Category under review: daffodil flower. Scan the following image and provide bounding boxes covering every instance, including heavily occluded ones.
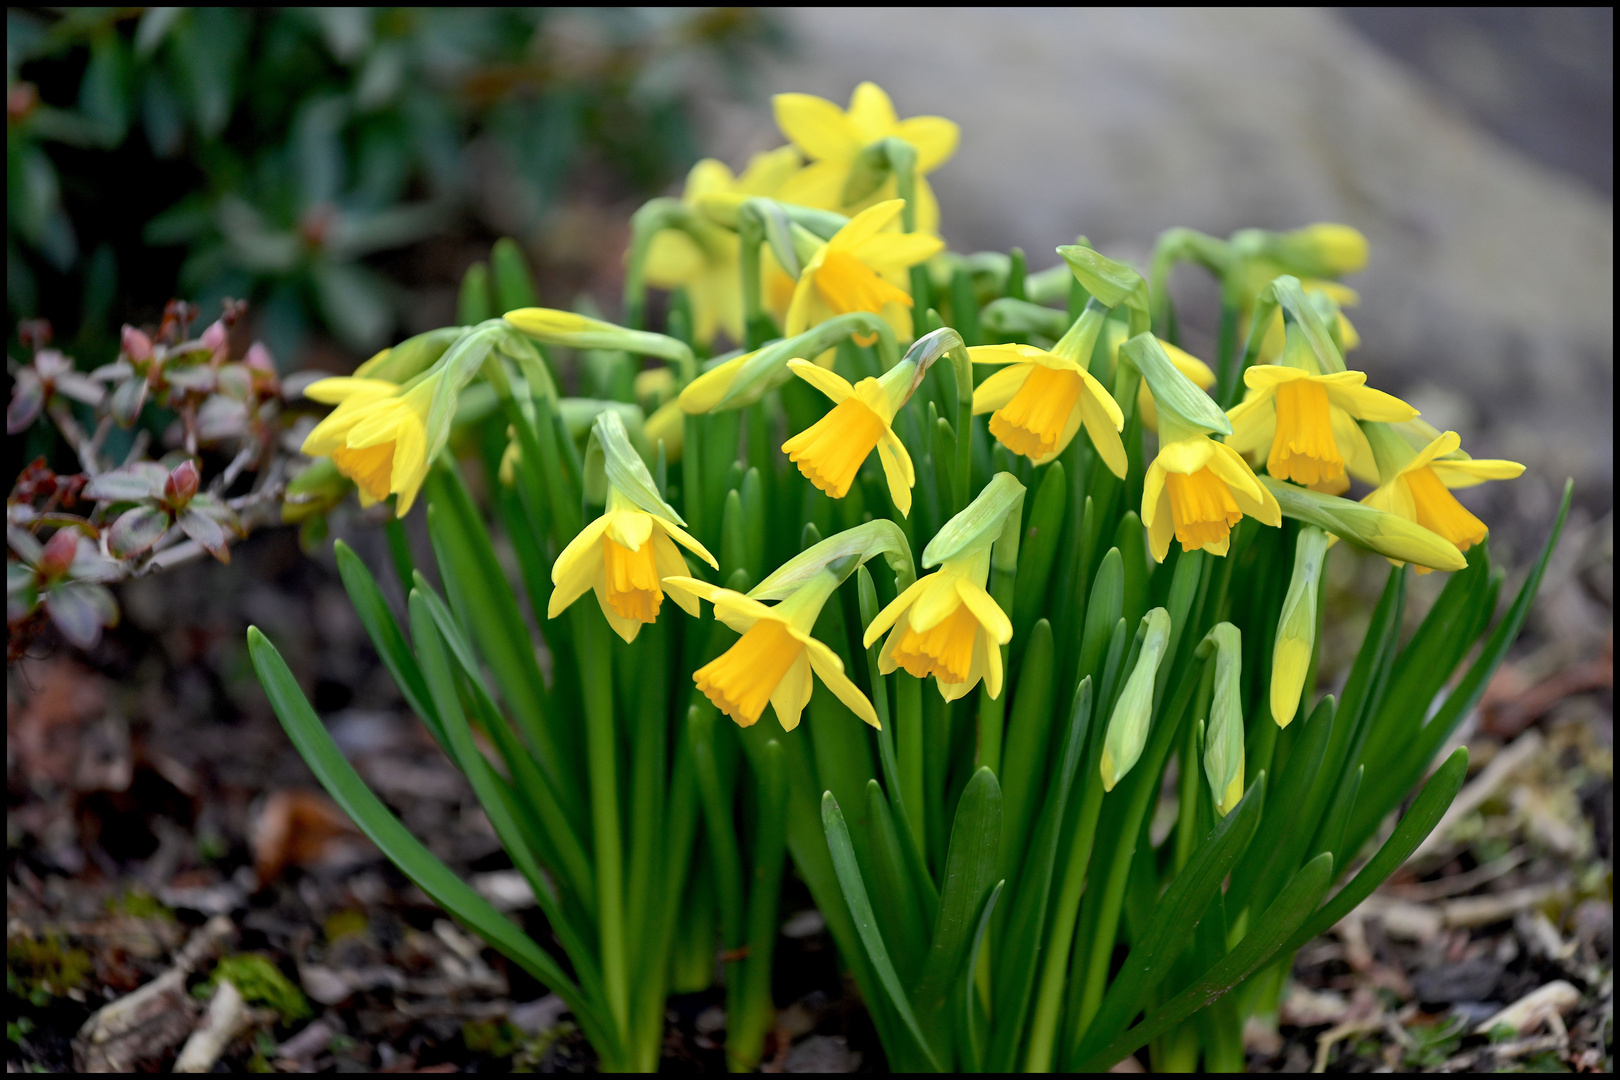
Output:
[666,572,879,731]
[862,544,1011,702]
[969,342,1126,474]
[773,82,958,234]
[1227,366,1416,492]
[549,490,717,643]
[785,200,942,347]
[642,149,803,346]
[302,376,435,514]
[1145,418,1282,561]
[781,357,916,515]
[1361,428,1523,572]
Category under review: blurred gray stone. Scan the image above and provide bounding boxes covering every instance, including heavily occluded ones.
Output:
[704,9,1612,502]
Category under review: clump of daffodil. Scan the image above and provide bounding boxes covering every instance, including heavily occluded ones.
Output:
[1201,622,1246,816]
[773,82,958,234]
[1124,334,1282,560]
[1270,526,1329,728]
[781,355,920,515]
[969,300,1127,475]
[862,473,1025,701]
[1227,314,1417,493]
[1360,423,1524,573]
[641,149,802,347]
[1101,608,1172,790]
[785,199,942,347]
[548,412,716,642]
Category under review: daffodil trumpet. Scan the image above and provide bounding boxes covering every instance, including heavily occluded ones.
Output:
[782,356,918,515]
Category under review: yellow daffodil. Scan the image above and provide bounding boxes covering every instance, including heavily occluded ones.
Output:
[642,149,802,347]
[1144,419,1282,561]
[862,545,1011,702]
[549,487,717,643]
[1226,365,1417,493]
[302,376,434,514]
[1137,339,1215,432]
[1362,429,1523,573]
[773,82,958,234]
[969,343,1126,474]
[666,574,879,731]
[785,200,942,346]
[781,357,916,515]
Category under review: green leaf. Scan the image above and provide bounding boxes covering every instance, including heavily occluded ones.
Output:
[958,879,1003,1072]
[458,262,494,325]
[332,541,441,749]
[863,780,928,981]
[1079,548,1124,687]
[244,627,615,1056]
[1074,852,1335,1072]
[821,791,942,1070]
[107,505,170,558]
[1073,774,1267,1064]
[915,766,1002,1045]
[1282,747,1468,954]
[1011,463,1068,637]
[1227,695,1333,918]
[998,619,1056,885]
[491,237,540,313]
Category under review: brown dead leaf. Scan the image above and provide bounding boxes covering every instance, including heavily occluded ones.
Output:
[252,789,369,885]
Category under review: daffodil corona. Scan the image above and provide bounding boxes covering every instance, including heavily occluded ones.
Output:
[970,337,1127,474]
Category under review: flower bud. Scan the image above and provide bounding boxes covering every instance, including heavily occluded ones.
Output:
[163,460,200,508]
[1201,622,1245,815]
[121,325,154,363]
[1100,607,1172,791]
[38,529,80,579]
[1271,526,1329,728]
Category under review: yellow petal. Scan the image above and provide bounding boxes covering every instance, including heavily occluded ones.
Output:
[972,364,1035,415]
[773,93,860,161]
[776,158,850,213]
[304,377,398,405]
[550,516,613,617]
[652,532,700,616]
[805,640,881,728]
[829,200,907,252]
[652,514,717,569]
[770,653,814,732]
[1316,372,1418,422]
[863,576,930,648]
[642,230,708,288]
[875,434,914,518]
[849,231,945,271]
[1156,435,1217,475]
[847,81,898,140]
[1428,457,1525,489]
[892,116,960,173]
[787,357,856,404]
[956,578,1012,645]
[605,508,654,552]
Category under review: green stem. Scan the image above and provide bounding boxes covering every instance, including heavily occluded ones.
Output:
[1023,776,1105,1071]
[577,607,628,1040]
[897,673,925,856]
[730,740,788,1071]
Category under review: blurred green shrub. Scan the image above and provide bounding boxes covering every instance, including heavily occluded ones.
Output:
[7,7,781,359]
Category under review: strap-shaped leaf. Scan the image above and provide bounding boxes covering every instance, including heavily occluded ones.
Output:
[1074,773,1267,1064]
[821,791,942,1070]
[1228,696,1333,917]
[333,541,443,751]
[245,627,613,1054]
[958,879,1004,1072]
[1283,747,1468,953]
[914,766,1002,1044]
[1074,851,1335,1072]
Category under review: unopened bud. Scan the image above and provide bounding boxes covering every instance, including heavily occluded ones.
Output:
[121,325,153,363]
[1100,608,1172,791]
[39,529,79,579]
[163,460,200,507]
[1271,526,1329,727]
[1201,622,1245,815]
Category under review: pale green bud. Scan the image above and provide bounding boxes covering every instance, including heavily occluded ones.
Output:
[1260,476,1465,572]
[1119,332,1231,435]
[921,472,1026,569]
[583,410,680,522]
[1271,527,1329,728]
[1201,622,1245,816]
[1100,607,1172,791]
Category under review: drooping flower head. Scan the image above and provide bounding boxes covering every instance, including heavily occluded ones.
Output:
[1360,424,1524,573]
[641,148,803,347]
[301,377,433,512]
[549,412,717,642]
[970,300,1126,475]
[782,355,919,515]
[784,200,942,348]
[863,473,1025,701]
[1125,333,1282,560]
[1227,313,1417,493]
[668,521,912,730]
[772,82,958,234]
